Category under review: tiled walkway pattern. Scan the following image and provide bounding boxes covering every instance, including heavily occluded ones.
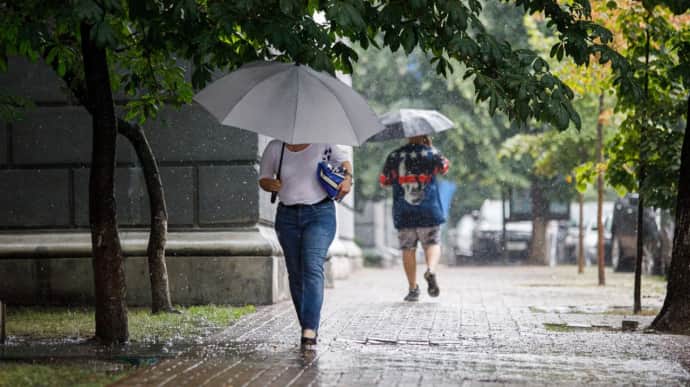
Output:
[113,266,690,386]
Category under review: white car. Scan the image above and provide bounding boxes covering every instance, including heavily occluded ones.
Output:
[472,200,532,262]
[452,214,476,262]
[583,217,612,266]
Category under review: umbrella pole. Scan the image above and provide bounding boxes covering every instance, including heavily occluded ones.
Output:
[271,142,286,203]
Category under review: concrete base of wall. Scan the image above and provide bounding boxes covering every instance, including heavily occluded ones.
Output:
[0,254,289,306]
[324,239,363,288]
[0,227,363,306]
[361,246,400,268]
[0,227,290,306]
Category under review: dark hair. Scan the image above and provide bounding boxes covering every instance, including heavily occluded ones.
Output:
[408,135,431,146]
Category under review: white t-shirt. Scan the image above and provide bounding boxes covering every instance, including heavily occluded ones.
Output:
[259,140,350,205]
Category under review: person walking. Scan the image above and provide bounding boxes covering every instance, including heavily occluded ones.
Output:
[259,140,353,349]
[379,135,449,301]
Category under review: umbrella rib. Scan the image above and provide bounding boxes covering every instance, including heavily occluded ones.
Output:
[306,72,360,145]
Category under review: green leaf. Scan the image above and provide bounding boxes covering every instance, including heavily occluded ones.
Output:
[410,0,427,9]
[307,0,320,13]
[91,21,117,48]
[74,0,103,21]
[400,28,416,54]
[279,0,295,15]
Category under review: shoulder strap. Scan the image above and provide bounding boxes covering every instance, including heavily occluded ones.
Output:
[270,142,286,204]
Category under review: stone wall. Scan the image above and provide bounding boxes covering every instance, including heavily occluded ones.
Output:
[0,57,361,306]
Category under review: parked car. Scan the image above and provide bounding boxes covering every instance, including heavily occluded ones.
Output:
[452,214,476,264]
[558,219,579,264]
[583,216,612,266]
[471,200,532,262]
[610,194,661,274]
[556,201,613,265]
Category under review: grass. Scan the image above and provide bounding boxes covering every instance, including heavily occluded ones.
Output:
[6,304,255,342]
[543,323,575,332]
[543,322,617,333]
[2,305,255,386]
[529,305,660,316]
[602,307,660,316]
[0,361,132,387]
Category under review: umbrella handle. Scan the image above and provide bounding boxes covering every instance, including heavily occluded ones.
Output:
[271,142,286,204]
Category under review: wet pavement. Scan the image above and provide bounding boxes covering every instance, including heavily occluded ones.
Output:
[113,265,690,386]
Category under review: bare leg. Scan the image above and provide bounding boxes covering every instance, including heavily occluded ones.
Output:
[402,248,417,289]
[424,244,441,273]
[302,328,316,338]
[423,243,441,297]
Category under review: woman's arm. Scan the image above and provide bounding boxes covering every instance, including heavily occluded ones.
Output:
[336,161,353,200]
[258,141,280,193]
[259,178,282,193]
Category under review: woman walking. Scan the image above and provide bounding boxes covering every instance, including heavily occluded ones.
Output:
[259,140,352,350]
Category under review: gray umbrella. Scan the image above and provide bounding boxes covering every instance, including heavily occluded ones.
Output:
[193,61,385,146]
[366,108,455,142]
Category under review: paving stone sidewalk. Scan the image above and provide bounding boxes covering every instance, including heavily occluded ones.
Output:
[113,265,690,386]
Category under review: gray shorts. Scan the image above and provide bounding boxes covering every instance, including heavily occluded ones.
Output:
[398,226,441,250]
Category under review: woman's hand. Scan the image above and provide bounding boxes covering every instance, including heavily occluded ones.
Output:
[259,178,282,193]
[336,176,352,200]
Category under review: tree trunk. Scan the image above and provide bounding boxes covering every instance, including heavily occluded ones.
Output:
[651,95,690,333]
[596,93,606,286]
[634,195,644,313]
[578,192,584,274]
[80,22,128,344]
[528,180,549,265]
[635,24,652,313]
[117,120,174,313]
[501,188,508,262]
[42,60,174,315]
[0,301,6,344]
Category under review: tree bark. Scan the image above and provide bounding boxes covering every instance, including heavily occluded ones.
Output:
[42,57,174,315]
[634,195,644,313]
[578,192,585,274]
[596,93,606,286]
[635,24,652,313]
[80,22,128,344]
[528,179,549,265]
[651,95,690,333]
[0,300,6,344]
[117,120,174,313]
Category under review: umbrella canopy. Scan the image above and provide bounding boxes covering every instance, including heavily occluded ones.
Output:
[366,108,455,142]
[193,61,385,146]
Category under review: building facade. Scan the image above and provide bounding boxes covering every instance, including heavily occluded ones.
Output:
[0,57,361,306]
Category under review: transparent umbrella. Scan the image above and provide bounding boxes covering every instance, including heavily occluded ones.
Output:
[366,108,455,142]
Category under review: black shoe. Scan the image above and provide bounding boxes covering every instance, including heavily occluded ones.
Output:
[301,335,318,351]
[404,285,420,302]
[424,270,440,297]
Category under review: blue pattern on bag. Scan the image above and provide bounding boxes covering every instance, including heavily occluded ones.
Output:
[317,161,344,200]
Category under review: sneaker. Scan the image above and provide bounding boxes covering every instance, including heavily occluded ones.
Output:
[404,285,420,302]
[424,270,440,297]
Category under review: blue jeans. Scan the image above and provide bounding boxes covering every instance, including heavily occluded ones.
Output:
[275,199,336,332]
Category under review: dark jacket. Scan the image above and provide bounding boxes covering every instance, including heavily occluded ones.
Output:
[379,143,450,229]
